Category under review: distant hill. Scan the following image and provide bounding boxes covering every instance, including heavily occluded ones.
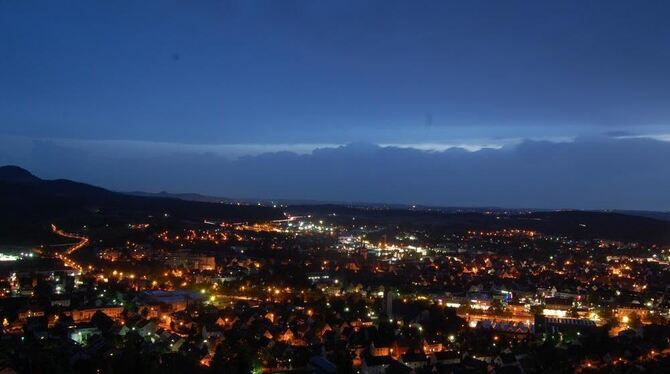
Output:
[611,210,670,222]
[129,191,233,204]
[516,210,670,244]
[3,165,669,245]
[128,187,670,244]
[127,190,361,206]
[0,166,281,244]
[129,190,670,222]
[285,205,670,245]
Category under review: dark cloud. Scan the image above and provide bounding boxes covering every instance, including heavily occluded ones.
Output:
[9,137,670,211]
[603,130,637,138]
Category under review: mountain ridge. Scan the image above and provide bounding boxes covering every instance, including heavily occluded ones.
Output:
[0,165,282,244]
[128,186,670,222]
[2,165,670,245]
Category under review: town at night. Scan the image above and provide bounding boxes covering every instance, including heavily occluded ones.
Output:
[3,1,670,373]
[1,165,670,373]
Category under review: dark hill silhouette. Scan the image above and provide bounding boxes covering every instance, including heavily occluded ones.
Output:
[286,205,670,245]
[2,166,669,245]
[0,165,42,184]
[0,166,282,243]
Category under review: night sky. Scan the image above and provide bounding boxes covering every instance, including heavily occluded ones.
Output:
[1,0,669,210]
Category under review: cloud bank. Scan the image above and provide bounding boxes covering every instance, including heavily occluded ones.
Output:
[1,136,669,211]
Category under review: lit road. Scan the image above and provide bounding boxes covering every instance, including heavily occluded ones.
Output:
[51,224,89,271]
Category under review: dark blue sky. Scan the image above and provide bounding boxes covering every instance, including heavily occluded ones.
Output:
[1,1,670,209]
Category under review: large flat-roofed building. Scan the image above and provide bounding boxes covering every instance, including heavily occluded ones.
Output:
[165,250,215,271]
[140,290,201,313]
[534,314,596,334]
[65,306,124,322]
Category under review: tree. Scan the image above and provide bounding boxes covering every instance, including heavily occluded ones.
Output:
[628,313,642,330]
[424,305,464,337]
[91,310,114,333]
[330,347,354,374]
